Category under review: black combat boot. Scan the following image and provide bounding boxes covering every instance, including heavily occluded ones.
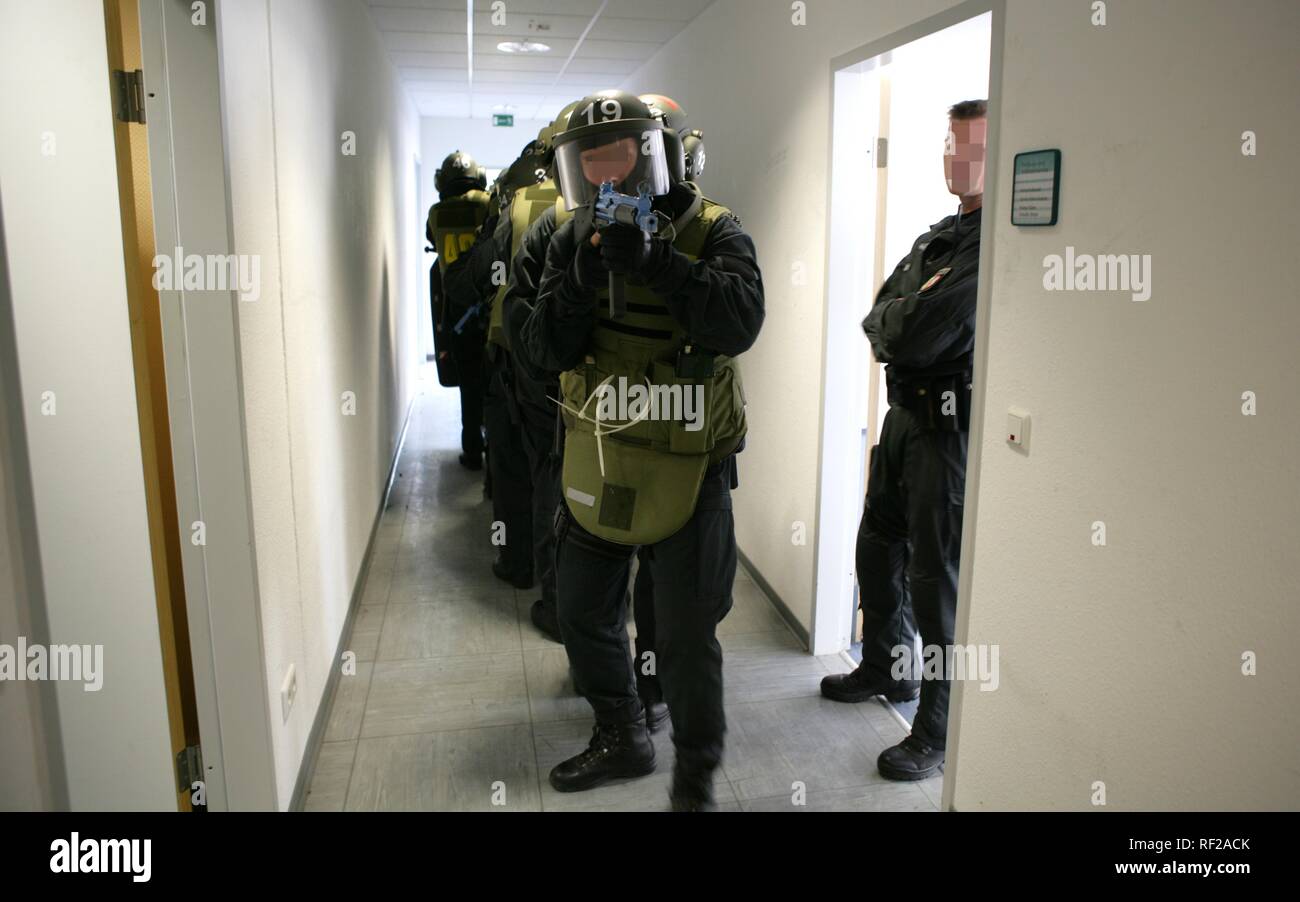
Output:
[458,452,482,471]
[877,734,945,781]
[549,720,656,793]
[668,764,716,812]
[820,664,920,704]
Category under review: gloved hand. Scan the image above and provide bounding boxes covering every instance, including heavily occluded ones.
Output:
[595,223,651,275]
[570,237,607,293]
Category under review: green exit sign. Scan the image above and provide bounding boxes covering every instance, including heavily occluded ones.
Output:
[492,114,514,127]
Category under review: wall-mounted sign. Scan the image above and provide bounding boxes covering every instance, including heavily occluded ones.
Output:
[492,114,514,127]
[1011,149,1061,226]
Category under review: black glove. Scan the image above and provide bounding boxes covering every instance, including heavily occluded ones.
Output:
[570,238,607,293]
[595,223,649,275]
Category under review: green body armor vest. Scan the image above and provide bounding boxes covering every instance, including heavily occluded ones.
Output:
[428,189,491,278]
[558,195,748,546]
[488,179,560,349]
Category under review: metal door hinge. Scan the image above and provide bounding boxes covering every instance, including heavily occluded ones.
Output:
[113,68,147,124]
[176,743,203,791]
[876,137,888,168]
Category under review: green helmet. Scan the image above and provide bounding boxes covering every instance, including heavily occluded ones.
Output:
[553,90,673,210]
[537,99,583,154]
[435,150,487,198]
[680,128,706,181]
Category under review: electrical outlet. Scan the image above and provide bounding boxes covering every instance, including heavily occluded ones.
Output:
[280,664,297,723]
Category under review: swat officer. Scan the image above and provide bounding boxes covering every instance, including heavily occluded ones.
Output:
[819,99,987,782]
[443,139,548,589]
[427,150,490,470]
[519,90,764,810]
[505,94,697,723]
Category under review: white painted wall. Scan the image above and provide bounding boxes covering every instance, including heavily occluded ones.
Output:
[0,0,176,810]
[631,0,1300,808]
[948,0,1300,810]
[217,0,422,808]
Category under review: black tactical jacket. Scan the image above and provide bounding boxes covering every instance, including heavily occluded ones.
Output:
[519,183,765,376]
[863,205,982,391]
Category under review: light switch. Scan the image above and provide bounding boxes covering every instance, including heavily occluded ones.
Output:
[1007,408,1030,450]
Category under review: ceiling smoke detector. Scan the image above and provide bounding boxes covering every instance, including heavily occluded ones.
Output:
[497,40,551,54]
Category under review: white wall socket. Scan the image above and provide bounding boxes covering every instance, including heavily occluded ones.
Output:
[280,663,297,723]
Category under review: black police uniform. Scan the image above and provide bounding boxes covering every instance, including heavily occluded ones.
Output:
[444,210,533,584]
[508,209,667,701]
[858,204,982,751]
[519,182,764,796]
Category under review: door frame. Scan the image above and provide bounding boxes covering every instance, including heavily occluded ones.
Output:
[135,0,278,810]
[811,0,1008,811]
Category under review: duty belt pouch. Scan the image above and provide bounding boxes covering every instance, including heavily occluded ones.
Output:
[897,373,972,432]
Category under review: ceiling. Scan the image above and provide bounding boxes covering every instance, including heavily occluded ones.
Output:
[364,0,714,120]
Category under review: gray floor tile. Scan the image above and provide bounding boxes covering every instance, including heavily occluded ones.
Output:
[721,630,827,704]
[720,695,893,802]
[362,654,529,737]
[346,724,541,812]
[522,646,590,724]
[376,591,519,660]
[304,741,356,812]
[740,781,935,812]
[323,663,373,743]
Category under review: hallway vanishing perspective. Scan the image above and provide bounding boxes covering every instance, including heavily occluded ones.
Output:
[302,371,942,813]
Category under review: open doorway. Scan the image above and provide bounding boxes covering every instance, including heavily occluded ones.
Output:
[812,6,995,729]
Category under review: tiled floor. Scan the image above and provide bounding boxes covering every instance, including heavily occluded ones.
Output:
[303,373,942,812]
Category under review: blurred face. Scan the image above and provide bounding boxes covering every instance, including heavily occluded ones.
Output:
[580,137,638,187]
[944,116,987,197]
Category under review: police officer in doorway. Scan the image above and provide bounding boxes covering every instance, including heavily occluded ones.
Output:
[520,90,764,810]
[820,99,987,782]
[427,150,491,470]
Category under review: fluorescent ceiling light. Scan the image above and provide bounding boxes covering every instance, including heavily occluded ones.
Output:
[497,40,551,54]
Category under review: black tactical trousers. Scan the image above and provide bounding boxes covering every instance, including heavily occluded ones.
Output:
[631,549,661,703]
[483,352,533,579]
[556,461,736,776]
[856,405,968,750]
[449,333,485,459]
[518,401,560,607]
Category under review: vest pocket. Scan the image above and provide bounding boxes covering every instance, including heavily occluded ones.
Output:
[649,358,714,455]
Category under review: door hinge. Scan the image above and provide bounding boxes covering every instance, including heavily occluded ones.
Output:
[176,743,203,792]
[876,137,888,168]
[113,68,147,124]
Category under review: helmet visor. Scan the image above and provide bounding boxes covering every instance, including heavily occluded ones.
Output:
[554,124,671,210]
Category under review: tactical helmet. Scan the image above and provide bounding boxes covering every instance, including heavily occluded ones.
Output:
[552,90,673,210]
[680,128,706,181]
[497,138,548,201]
[639,93,688,183]
[435,150,487,197]
[537,99,583,155]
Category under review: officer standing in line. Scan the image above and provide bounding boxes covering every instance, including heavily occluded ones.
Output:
[819,99,987,782]
[443,135,556,590]
[519,90,764,810]
[427,150,491,470]
[505,96,698,731]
